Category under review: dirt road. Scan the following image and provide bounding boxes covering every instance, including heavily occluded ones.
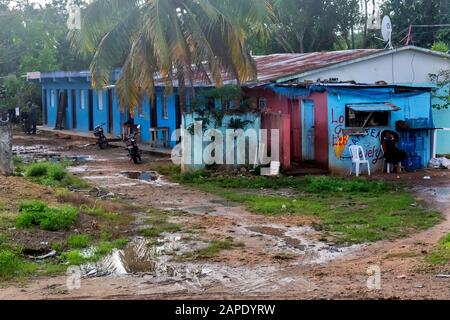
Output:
[1,133,449,300]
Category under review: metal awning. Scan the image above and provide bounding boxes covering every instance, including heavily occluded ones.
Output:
[347,103,401,112]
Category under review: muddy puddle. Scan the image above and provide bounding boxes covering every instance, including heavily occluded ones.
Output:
[121,171,158,182]
[246,225,362,264]
[119,171,178,187]
[79,235,319,294]
[13,145,94,164]
[416,186,450,205]
[80,236,202,279]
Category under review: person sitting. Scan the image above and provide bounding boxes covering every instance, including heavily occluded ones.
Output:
[381,131,407,173]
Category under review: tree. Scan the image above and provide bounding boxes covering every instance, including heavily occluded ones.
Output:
[0,0,91,110]
[334,0,361,49]
[71,0,273,112]
[381,0,450,48]
[430,69,450,110]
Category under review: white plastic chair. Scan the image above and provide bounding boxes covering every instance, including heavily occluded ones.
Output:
[349,145,371,177]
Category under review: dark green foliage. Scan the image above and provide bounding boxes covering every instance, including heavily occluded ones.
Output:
[16,200,78,231]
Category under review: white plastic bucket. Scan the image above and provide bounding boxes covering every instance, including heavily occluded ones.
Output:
[269,161,280,175]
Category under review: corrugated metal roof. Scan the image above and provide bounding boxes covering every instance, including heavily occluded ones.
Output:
[251,50,380,84]
[30,49,381,86]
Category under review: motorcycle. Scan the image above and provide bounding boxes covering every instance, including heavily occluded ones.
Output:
[125,126,142,164]
[93,123,109,149]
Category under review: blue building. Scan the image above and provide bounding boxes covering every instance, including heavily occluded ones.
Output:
[27,47,448,165]
[28,70,186,147]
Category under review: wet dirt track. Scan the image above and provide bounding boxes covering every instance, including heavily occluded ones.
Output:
[1,133,449,300]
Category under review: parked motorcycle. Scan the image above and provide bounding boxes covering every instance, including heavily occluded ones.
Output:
[125,126,142,164]
[93,123,109,149]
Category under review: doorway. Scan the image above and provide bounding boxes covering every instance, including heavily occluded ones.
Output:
[71,89,77,129]
[302,100,315,161]
[43,89,48,125]
[88,89,94,131]
[107,89,114,134]
[289,99,301,162]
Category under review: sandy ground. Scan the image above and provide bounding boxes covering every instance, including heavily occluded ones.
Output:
[1,132,449,300]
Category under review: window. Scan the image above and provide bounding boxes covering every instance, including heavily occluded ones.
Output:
[345,106,390,128]
[258,97,267,110]
[162,95,169,120]
[80,90,86,109]
[98,91,103,111]
[51,90,55,108]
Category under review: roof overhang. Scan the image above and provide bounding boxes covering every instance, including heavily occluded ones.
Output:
[347,103,401,112]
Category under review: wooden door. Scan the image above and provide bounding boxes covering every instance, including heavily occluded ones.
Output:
[289,99,301,162]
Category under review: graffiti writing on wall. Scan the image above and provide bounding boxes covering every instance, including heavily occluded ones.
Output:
[331,108,384,164]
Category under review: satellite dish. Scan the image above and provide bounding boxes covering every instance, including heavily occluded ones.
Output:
[381,16,393,49]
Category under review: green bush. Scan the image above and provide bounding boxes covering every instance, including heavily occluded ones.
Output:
[47,164,67,181]
[0,249,36,280]
[0,250,21,279]
[25,162,50,177]
[61,250,88,265]
[24,161,89,189]
[16,200,78,231]
[68,234,90,249]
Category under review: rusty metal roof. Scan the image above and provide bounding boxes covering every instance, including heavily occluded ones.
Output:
[30,49,381,87]
[252,49,381,84]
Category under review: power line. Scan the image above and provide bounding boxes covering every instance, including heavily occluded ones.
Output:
[411,24,450,28]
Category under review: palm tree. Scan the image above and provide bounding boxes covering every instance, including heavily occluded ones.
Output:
[71,0,273,111]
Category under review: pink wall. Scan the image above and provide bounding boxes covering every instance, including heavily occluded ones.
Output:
[310,92,329,170]
[244,88,329,171]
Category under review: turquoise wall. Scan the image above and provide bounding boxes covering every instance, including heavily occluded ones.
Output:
[327,88,433,175]
[41,80,187,146]
[432,85,450,155]
[181,112,261,169]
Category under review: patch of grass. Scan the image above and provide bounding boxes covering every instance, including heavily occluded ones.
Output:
[16,200,78,231]
[0,249,37,280]
[24,161,89,189]
[231,192,441,244]
[140,224,181,238]
[95,238,128,255]
[173,173,442,245]
[0,234,8,248]
[60,238,129,266]
[68,234,91,249]
[51,241,64,252]
[13,156,24,175]
[80,204,121,221]
[61,249,89,265]
[426,233,450,266]
[182,238,242,260]
[55,188,91,206]
[139,208,181,238]
[172,172,391,194]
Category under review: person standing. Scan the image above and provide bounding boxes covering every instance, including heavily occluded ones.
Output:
[28,101,37,134]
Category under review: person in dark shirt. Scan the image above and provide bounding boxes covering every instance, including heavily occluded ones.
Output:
[382,132,407,171]
[28,101,37,134]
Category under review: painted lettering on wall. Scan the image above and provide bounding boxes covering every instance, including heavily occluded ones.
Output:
[331,108,384,164]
